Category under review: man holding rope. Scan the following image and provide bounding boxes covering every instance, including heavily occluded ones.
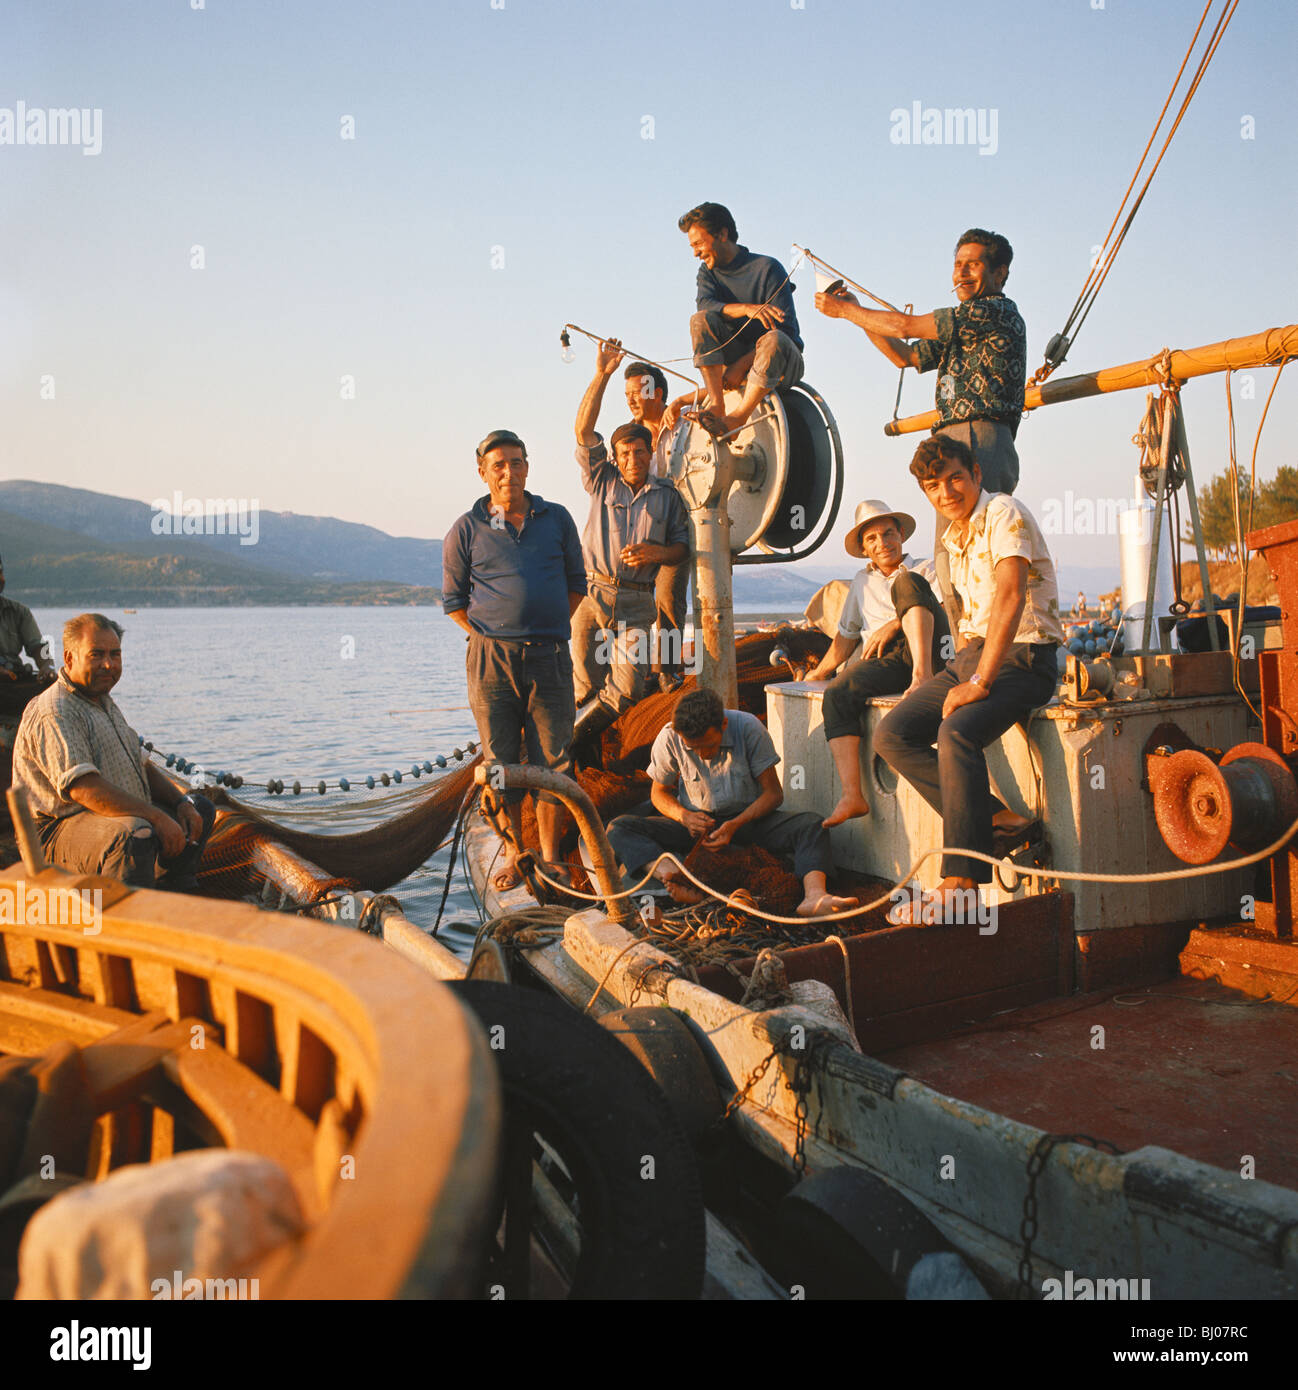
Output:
[573,338,690,691]
[606,688,858,919]
[816,229,1025,632]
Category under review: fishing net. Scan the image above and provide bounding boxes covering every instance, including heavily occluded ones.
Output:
[190,627,836,919]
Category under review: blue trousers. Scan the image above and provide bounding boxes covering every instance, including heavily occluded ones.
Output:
[873,640,1057,883]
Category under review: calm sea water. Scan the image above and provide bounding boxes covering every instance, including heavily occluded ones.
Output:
[39,605,797,959]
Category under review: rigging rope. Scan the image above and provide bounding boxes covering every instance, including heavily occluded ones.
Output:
[1032,0,1239,384]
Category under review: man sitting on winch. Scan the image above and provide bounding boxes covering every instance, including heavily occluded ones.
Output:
[570,370,690,744]
[875,436,1062,925]
[664,202,804,437]
[802,499,949,828]
[13,614,215,890]
[574,339,690,692]
[606,688,859,919]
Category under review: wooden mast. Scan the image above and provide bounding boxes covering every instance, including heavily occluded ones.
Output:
[882,323,1298,436]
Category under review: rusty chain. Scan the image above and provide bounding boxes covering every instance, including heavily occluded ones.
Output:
[1017,1131,1124,1299]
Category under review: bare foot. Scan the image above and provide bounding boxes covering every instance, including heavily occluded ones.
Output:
[660,873,704,906]
[796,892,860,919]
[823,795,871,828]
[888,879,981,927]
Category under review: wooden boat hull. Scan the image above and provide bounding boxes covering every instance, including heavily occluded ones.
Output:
[0,863,501,1299]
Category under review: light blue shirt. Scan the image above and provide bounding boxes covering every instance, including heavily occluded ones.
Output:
[647,709,778,815]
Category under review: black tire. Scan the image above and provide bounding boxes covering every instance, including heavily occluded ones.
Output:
[448,979,705,1299]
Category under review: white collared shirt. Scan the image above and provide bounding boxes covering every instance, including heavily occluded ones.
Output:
[942,491,1065,645]
[837,553,940,641]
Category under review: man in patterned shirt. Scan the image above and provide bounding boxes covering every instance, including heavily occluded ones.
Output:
[815,228,1026,632]
[874,436,1061,924]
[813,228,1025,494]
[13,614,215,889]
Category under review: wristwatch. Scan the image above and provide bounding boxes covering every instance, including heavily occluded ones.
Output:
[969,673,987,689]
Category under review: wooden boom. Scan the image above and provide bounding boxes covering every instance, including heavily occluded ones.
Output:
[882,323,1298,436]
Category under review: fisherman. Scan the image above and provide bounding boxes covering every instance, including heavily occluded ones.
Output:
[813,228,1025,495]
[802,500,949,828]
[815,229,1026,631]
[874,436,1062,924]
[606,688,859,919]
[664,202,804,435]
[0,555,56,682]
[12,614,215,889]
[573,338,691,693]
[442,429,587,892]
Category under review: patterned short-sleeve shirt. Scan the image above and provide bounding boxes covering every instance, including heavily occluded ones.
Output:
[914,294,1026,433]
[943,492,1064,646]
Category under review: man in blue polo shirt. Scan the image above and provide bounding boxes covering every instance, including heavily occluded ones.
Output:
[665,202,804,435]
[442,429,587,891]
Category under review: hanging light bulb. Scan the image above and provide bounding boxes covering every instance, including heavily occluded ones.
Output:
[559,329,576,364]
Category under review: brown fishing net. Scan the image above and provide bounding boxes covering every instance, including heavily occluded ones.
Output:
[191,627,833,915]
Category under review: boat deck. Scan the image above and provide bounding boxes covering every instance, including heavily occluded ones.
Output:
[877,975,1298,1177]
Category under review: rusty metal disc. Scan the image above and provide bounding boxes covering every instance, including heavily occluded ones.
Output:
[1152,749,1232,864]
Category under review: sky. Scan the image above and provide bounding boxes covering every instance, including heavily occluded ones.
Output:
[3,0,1294,576]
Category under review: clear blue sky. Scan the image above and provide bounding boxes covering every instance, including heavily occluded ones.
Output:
[3,0,1294,573]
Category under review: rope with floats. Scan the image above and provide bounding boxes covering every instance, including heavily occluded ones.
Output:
[137,735,478,795]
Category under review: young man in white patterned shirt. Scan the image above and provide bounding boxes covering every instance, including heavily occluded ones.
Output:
[875,436,1063,923]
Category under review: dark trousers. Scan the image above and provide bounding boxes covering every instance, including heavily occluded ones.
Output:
[822,570,950,741]
[873,640,1057,883]
[607,802,832,884]
[41,794,216,889]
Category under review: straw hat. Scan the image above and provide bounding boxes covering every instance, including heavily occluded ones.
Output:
[844,499,916,558]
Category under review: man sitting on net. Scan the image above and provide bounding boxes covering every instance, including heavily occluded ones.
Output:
[802,500,949,828]
[606,688,858,919]
[664,202,804,436]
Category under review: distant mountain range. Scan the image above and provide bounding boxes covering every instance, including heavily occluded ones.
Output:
[1,481,823,608]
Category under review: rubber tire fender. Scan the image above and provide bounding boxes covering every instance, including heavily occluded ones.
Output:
[448,980,706,1299]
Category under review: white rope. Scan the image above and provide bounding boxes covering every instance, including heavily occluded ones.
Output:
[525,813,1298,930]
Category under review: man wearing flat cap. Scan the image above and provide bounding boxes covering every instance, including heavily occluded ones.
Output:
[804,499,949,827]
[442,430,587,891]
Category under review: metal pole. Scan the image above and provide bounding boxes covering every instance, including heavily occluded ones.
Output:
[1173,397,1221,651]
[688,436,740,708]
[1140,393,1176,653]
[471,763,635,927]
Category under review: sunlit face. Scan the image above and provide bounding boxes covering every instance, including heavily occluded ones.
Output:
[952,242,1007,302]
[920,457,983,525]
[679,720,725,760]
[860,519,904,572]
[624,374,662,421]
[614,438,652,491]
[65,626,122,697]
[687,223,729,270]
[477,445,528,513]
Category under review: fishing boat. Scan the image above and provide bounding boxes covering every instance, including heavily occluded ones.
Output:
[169,323,1297,1299]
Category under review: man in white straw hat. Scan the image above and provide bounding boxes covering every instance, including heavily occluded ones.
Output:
[805,499,949,827]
